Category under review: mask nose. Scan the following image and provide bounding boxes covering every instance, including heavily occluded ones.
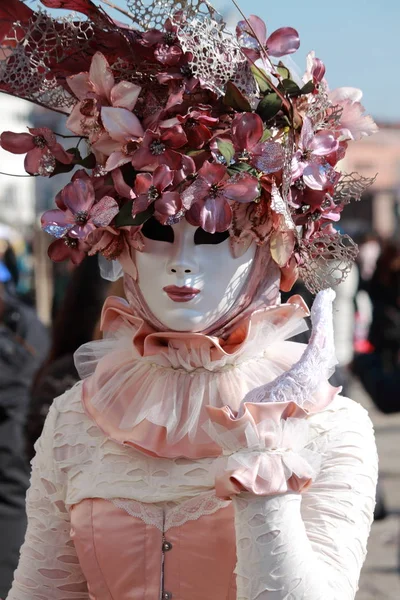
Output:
[167,261,196,276]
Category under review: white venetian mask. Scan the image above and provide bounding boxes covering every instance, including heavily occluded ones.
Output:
[135,217,256,332]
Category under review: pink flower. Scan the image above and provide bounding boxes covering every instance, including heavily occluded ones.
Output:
[230,113,285,173]
[0,127,73,176]
[290,164,341,226]
[140,18,183,66]
[66,52,142,142]
[41,178,119,240]
[181,161,260,233]
[131,165,181,224]
[131,127,187,171]
[329,88,378,141]
[236,15,300,61]
[93,105,144,171]
[291,117,339,180]
[48,237,87,264]
[303,51,325,85]
[177,107,218,149]
[157,52,199,99]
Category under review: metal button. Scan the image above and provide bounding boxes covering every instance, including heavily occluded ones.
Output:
[162,541,173,552]
[162,593,172,599]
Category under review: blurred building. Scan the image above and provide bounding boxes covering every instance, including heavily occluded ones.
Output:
[341,123,400,239]
[0,96,35,233]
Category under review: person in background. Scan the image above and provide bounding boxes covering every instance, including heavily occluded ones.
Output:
[0,275,49,597]
[26,256,110,461]
[354,240,400,413]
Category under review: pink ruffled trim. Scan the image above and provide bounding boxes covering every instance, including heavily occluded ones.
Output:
[80,293,338,460]
[206,400,332,499]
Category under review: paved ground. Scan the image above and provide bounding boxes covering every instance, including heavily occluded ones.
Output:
[352,377,400,599]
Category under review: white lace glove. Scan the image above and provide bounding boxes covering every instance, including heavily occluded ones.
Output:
[231,400,377,600]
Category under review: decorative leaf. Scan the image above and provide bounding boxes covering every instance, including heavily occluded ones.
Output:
[276,62,290,79]
[80,153,97,169]
[115,201,155,227]
[250,65,271,93]
[216,138,235,165]
[50,159,75,177]
[270,230,296,267]
[228,162,257,176]
[256,93,282,122]
[223,81,252,112]
[260,128,272,142]
[279,79,301,97]
[300,80,315,95]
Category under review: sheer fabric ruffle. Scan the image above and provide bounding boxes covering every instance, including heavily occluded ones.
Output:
[77,290,338,459]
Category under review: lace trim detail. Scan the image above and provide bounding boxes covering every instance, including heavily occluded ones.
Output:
[112,498,164,530]
[112,492,229,531]
[243,289,337,407]
[165,492,229,531]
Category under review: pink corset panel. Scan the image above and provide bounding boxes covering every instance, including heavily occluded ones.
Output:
[70,498,237,600]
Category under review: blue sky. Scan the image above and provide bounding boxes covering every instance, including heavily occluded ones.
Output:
[213,0,398,122]
[36,0,399,121]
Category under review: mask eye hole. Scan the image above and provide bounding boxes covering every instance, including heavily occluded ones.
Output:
[141,217,174,243]
[194,228,230,245]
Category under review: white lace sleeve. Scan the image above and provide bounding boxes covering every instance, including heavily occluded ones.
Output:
[233,399,378,600]
[6,403,88,600]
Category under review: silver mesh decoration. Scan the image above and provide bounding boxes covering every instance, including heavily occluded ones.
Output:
[125,0,222,29]
[0,11,95,112]
[333,172,377,207]
[177,15,254,96]
[298,233,358,294]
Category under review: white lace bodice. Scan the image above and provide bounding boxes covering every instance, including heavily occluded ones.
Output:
[7,384,377,599]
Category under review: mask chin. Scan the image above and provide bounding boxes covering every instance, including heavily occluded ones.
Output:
[131,218,257,333]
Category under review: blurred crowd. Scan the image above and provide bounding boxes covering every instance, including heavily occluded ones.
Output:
[0,229,399,596]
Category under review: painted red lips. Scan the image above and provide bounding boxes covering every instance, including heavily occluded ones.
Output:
[163,285,200,303]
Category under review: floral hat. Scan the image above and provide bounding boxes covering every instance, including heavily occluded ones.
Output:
[0,0,377,292]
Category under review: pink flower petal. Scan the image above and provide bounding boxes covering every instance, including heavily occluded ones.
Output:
[0,131,35,153]
[67,72,92,100]
[92,135,121,156]
[48,239,74,262]
[198,197,232,233]
[161,124,187,148]
[90,196,119,227]
[111,169,132,199]
[110,81,141,111]
[105,151,132,171]
[24,147,44,174]
[132,193,151,216]
[62,178,95,214]
[65,103,87,136]
[303,163,327,191]
[300,117,314,149]
[41,209,74,238]
[153,164,174,191]
[246,15,267,45]
[89,52,115,101]
[198,161,226,185]
[134,173,153,196]
[181,177,212,209]
[223,173,260,203]
[51,144,74,165]
[232,113,263,151]
[154,191,181,223]
[252,141,285,173]
[291,151,305,180]
[266,27,300,57]
[329,87,363,103]
[310,131,338,156]
[102,107,144,142]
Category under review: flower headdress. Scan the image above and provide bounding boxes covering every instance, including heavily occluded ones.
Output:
[0,0,378,292]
